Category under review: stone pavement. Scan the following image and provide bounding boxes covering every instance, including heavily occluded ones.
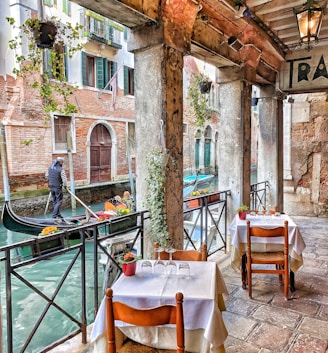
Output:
[49,215,328,353]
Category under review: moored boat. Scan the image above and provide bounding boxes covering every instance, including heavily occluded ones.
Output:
[1,201,97,237]
[183,174,214,186]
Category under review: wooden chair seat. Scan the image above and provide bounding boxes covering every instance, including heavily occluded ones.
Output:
[118,339,179,353]
[251,251,284,262]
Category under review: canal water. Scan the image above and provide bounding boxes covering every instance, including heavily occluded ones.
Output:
[0,203,105,353]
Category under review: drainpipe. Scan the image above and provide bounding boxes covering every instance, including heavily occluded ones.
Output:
[0,125,11,201]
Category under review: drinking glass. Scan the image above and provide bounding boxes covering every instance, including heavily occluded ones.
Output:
[178,262,190,278]
[165,248,177,276]
[141,260,153,276]
[153,246,166,276]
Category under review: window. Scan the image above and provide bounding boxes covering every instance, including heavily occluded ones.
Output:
[208,84,219,112]
[82,52,118,89]
[83,10,123,48]
[183,123,188,135]
[124,66,134,95]
[45,45,67,80]
[82,52,95,87]
[53,115,75,152]
[96,58,117,90]
[44,0,54,6]
[63,0,71,16]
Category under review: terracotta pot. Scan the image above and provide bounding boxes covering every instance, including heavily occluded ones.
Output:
[122,261,137,276]
[239,212,247,220]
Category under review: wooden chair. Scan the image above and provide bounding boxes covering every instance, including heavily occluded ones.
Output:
[154,243,207,262]
[106,288,185,353]
[246,220,289,300]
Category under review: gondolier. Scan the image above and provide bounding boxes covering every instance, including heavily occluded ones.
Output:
[46,157,68,223]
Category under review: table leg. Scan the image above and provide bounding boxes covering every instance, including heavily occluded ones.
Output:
[290,271,295,292]
[241,254,247,289]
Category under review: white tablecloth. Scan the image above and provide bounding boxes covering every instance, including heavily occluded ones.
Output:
[229,214,306,272]
[91,260,228,353]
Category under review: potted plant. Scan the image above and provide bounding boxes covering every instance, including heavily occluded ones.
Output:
[145,147,173,249]
[6,16,83,121]
[188,72,213,128]
[237,204,249,220]
[118,252,142,276]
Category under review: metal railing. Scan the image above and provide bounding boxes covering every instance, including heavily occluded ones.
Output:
[183,190,229,256]
[0,211,145,353]
[250,181,269,211]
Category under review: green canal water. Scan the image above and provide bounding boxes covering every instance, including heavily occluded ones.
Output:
[0,203,105,353]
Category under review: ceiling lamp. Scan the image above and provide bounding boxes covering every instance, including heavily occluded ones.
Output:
[294,0,325,50]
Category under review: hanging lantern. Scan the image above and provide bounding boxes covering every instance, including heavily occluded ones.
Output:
[294,0,324,50]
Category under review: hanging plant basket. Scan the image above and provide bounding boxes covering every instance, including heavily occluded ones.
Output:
[199,80,212,94]
[33,22,57,49]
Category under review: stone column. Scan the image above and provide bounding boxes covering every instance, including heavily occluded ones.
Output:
[257,86,280,210]
[128,28,184,253]
[217,66,253,225]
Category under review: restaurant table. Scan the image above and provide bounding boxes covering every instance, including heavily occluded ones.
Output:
[91,260,228,353]
[228,213,306,290]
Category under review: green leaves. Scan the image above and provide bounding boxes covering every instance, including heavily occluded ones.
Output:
[188,73,213,128]
[145,148,172,248]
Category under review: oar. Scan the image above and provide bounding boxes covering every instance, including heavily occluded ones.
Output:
[44,192,52,215]
[66,187,100,220]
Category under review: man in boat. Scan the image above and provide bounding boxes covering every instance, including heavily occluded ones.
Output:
[45,157,68,224]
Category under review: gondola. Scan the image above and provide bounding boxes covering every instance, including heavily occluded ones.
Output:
[1,201,97,237]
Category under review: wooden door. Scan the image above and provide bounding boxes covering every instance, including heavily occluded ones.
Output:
[90,124,112,183]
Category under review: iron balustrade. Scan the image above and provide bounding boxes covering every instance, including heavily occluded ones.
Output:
[0,212,145,353]
[183,190,229,256]
[250,181,269,211]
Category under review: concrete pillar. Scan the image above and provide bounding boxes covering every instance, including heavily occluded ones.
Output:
[257,86,281,210]
[129,27,184,252]
[217,66,252,225]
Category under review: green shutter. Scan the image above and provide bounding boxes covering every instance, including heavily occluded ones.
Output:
[131,69,134,95]
[204,141,211,167]
[44,0,53,6]
[103,59,109,88]
[45,49,53,79]
[64,46,68,80]
[81,52,87,86]
[96,57,104,89]
[124,65,129,94]
[112,61,118,77]
[195,140,200,170]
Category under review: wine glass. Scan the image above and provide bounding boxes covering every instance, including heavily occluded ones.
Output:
[165,248,177,276]
[153,246,166,276]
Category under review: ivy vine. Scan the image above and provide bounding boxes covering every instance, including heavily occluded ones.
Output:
[188,72,213,128]
[145,148,172,248]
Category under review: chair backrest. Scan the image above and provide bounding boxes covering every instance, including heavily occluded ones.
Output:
[106,288,185,353]
[154,243,207,261]
[247,220,289,253]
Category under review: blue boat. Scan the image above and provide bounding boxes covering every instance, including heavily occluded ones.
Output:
[183,174,214,186]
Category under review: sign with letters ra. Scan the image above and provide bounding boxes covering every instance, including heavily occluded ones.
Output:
[279,48,328,93]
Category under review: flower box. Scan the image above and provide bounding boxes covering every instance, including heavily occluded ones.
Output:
[208,193,220,204]
[188,199,200,208]
[110,214,137,233]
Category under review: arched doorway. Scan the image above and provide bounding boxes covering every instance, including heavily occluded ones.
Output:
[90,123,112,183]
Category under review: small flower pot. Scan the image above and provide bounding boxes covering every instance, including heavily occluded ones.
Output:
[239,212,247,220]
[122,262,137,276]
